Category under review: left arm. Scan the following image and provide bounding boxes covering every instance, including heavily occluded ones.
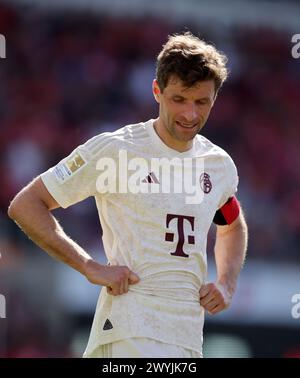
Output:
[200,208,248,314]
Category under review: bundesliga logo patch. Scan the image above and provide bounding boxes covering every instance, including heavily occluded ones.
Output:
[67,152,86,173]
[54,152,87,184]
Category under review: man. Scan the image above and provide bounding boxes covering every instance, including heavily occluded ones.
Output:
[8,32,248,358]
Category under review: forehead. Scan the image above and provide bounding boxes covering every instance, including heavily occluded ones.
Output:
[165,76,215,99]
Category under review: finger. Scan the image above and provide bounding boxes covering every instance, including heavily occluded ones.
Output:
[200,291,216,306]
[120,277,129,295]
[208,303,224,315]
[123,278,129,293]
[107,285,119,296]
[199,283,213,298]
[202,298,220,312]
[128,272,140,285]
[118,280,124,295]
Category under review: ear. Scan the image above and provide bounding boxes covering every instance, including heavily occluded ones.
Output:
[152,79,161,103]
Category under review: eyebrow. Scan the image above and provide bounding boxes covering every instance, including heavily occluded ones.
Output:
[172,94,211,102]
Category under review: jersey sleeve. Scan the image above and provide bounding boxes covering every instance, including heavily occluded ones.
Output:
[220,155,239,208]
[213,155,240,225]
[40,133,113,208]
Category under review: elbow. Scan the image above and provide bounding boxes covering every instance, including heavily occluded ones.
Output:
[7,197,18,221]
[8,192,25,222]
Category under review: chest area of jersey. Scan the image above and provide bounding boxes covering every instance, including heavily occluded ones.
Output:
[115,151,224,197]
[106,153,227,226]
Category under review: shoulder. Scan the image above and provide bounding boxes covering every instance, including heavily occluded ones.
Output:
[196,134,236,165]
[195,134,232,159]
[195,134,238,178]
[195,136,239,205]
[83,121,149,158]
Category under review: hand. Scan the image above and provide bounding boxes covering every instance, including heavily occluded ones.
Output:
[84,259,140,296]
[199,282,232,315]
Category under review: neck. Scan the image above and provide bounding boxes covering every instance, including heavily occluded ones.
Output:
[153,118,193,153]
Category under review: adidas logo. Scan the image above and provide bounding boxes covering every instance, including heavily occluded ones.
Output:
[142,172,159,184]
[103,319,113,330]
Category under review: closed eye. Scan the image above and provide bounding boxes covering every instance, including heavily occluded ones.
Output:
[172,97,185,103]
[196,98,211,106]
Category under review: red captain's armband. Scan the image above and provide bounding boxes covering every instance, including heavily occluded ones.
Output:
[213,196,240,225]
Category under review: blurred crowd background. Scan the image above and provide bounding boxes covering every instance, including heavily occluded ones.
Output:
[0,0,300,358]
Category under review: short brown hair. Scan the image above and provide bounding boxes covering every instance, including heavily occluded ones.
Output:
[156,32,228,95]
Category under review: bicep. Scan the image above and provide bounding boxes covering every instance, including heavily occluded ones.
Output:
[30,176,60,210]
[216,209,246,236]
[10,176,60,213]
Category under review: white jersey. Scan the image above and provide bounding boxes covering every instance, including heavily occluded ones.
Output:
[41,119,238,355]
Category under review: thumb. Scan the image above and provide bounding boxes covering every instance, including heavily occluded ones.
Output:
[128,271,140,285]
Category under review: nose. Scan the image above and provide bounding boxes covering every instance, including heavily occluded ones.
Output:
[182,103,198,123]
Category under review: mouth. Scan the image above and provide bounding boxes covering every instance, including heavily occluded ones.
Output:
[175,121,198,130]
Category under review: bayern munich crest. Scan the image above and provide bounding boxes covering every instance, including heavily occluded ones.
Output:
[200,173,212,194]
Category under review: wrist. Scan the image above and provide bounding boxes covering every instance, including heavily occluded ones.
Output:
[81,258,109,286]
[217,277,237,297]
[80,257,96,277]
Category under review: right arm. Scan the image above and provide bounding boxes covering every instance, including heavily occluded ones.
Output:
[7,177,139,295]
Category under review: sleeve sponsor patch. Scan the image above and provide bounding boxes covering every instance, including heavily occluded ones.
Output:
[53,152,87,184]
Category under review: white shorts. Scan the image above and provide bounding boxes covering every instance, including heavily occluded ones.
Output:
[86,337,202,358]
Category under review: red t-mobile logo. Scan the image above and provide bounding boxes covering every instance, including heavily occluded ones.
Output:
[165,214,195,258]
